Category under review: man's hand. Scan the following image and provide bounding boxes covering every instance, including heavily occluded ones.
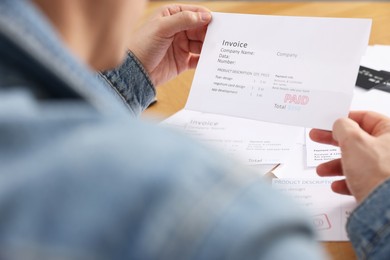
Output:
[310,111,390,203]
[129,4,212,86]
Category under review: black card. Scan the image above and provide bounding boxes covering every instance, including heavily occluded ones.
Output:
[356,66,390,90]
[374,79,390,93]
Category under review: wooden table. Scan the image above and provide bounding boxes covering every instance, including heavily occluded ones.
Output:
[142,2,390,259]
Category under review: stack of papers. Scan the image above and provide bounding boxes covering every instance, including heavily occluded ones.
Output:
[161,12,377,241]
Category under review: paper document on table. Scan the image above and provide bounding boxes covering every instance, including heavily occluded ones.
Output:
[272,178,356,241]
[186,12,371,130]
[361,45,390,72]
[272,145,357,241]
[162,110,303,166]
[305,129,341,167]
[273,144,315,179]
[351,89,390,116]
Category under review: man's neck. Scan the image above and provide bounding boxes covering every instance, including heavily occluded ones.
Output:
[32,0,101,70]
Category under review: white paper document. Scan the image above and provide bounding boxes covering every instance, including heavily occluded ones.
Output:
[272,145,357,241]
[305,88,390,167]
[273,144,316,179]
[273,178,356,241]
[186,12,371,130]
[162,110,303,166]
[352,89,390,117]
[305,129,341,167]
[361,45,390,72]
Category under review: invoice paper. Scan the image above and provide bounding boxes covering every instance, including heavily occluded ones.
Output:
[162,110,303,166]
[186,12,371,130]
[273,144,316,179]
[272,145,357,241]
[273,178,356,241]
[305,128,341,167]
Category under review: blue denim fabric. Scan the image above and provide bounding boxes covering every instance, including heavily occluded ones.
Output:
[0,0,328,259]
[99,51,156,117]
[0,102,326,259]
[347,179,390,259]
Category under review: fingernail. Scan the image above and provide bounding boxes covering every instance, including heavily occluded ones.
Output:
[200,12,211,22]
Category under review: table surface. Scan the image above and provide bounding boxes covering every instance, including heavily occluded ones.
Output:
[142,2,390,259]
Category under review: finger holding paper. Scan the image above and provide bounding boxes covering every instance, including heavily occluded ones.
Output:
[311,111,390,203]
[309,128,338,146]
[315,158,353,195]
[129,4,212,86]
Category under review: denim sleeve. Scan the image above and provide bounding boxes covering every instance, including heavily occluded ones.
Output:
[98,51,156,117]
[0,91,328,259]
[347,179,390,259]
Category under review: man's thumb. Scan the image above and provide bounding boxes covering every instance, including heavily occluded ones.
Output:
[333,118,367,145]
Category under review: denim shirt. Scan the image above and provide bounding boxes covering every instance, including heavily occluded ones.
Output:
[347,181,390,259]
[0,0,381,259]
